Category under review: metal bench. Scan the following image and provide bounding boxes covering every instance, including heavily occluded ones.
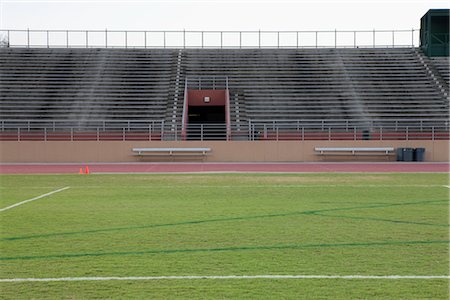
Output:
[132,147,211,158]
[314,147,395,156]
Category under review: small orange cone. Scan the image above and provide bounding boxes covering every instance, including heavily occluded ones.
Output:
[79,168,84,174]
[85,166,90,174]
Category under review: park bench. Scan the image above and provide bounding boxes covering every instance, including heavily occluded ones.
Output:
[132,147,211,158]
[314,147,395,156]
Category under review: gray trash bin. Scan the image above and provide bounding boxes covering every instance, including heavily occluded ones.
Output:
[396,148,404,161]
[403,148,414,162]
[414,148,425,162]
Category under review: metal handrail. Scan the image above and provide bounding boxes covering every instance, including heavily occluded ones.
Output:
[0,29,420,49]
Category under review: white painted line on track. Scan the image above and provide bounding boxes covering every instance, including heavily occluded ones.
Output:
[0,275,448,282]
[0,187,70,212]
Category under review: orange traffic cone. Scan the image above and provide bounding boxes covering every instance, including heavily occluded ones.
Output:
[85,166,90,174]
[79,168,84,174]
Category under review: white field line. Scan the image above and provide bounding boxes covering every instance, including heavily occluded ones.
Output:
[0,275,449,283]
[37,184,444,189]
[0,187,70,212]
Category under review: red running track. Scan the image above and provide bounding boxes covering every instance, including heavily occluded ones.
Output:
[0,163,449,174]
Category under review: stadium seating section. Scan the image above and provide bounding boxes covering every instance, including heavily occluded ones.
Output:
[0,48,448,131]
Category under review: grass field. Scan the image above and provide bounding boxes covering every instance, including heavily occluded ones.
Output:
[0,173,449,299]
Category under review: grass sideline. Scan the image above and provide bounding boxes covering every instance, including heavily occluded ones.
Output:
[0,173,449,299]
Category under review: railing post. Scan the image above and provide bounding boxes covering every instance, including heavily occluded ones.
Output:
[66,30,69,48]
[353,31,356,48]
[334,29,337,48]
[71,128,73,141]
[122,128,125,141]
[149,123,152,141]
[44,127,47,141]
[328,127,331,140]
[183,29,185,49]
[406,126,409,140]
[258,30,261,48]
[411,28,414,48]
[125,31,128,48]
[7,30,9,46]
[46,30,49,48]
[315,31,318,48]
[301,127,304,141]
[86,30,88,48]
[432,126,435,140]
[392,30,395,48]
[27,28,30,48]
[201,31,204,49]
[144,31,147,49]
[18,128,20,141]
[296,31,299,49]
[220,31,223,49]
[373,29,375,47]
[353,127,356,141]
[105,29,108,48]
[163,31,166,48]
[200,124,203,141]
[97,128,99,141]
[239,31,241,49]
[277,31,280,48]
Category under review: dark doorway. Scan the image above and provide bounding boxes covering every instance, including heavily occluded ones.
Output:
[187,106,226,140]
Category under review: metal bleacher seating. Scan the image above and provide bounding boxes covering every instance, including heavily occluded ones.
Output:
[0,47,448,133]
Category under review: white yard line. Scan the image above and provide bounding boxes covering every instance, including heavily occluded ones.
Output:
[0,187,70,212]
[0,275,448,282]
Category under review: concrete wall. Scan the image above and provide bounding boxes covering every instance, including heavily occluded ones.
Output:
[0,140,448,162]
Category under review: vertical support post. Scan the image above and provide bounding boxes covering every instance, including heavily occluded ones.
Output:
[183,29,185,49]
[70,128,73,141]
[373,29,375,47]
[411,28,414,47]
[406,126,409,141]
[315,31,318,48]
[201,31,204,48]
[27,28,30,48]
[277,31,280,48]
[144,31,147,48]
[122,128,125,141]
[66,30,69,48]
[432,126,435,140]
[296,31,299,49]
[328,127,331,140]
[18,128,21,141]
[149,123,152,141]
[46,30,49,48]
[220,31,223,49]
[380,127,383,140]
[334,29,337,48]
[200,124,203,141]
[86,30,88,48]
[163,31,166,48]
[353,31,356,48]
[7,30,9,47]
[353,127,356,141]
[392,30,395,48]
[125,31,127,48]
[239,31,241,49]
[105,29,108,48]
[97,128,99,141]
[258,30,261,48]
[44,128,47,142]
[301,127,304,141]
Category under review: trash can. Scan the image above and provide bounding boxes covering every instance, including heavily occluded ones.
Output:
[414,148,425,162]
[403,148,414,162]
[396,148,404,161]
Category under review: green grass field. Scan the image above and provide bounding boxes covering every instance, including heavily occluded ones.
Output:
[0,173,449,299]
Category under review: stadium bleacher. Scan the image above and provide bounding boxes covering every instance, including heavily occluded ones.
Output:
[0,47,448,136]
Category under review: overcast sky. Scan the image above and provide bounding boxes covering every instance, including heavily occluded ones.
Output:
[1,0,448,31]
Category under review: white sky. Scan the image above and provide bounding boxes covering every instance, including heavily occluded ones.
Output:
[0,0,448,31]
